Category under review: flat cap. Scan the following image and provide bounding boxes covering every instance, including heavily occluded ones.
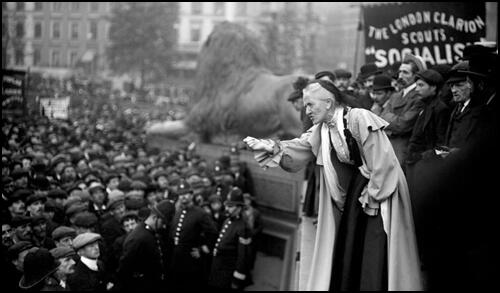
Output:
[47,189,68,199]
[30,215,47,226]
[65,203,88,217]
[72,232,102,250]
[11,215,32,227]
[130,180,147,191]
[106,195,125,210]
[87,182,105,192]
[25,193,47,206]
[108,189,125,202]
[73,211,98,228]
[8,241,35,260]
[50,247,76,259]
[416,69,443,86]
[403,53,427,72]
[334,68,352,79]
[11,168,30,180]
[9,189,32,203]
[51,226,77,241]
[125,197,146,210]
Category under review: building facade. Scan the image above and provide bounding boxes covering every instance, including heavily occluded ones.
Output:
[2,2,112,77]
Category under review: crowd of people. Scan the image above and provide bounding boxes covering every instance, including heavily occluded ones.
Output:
[2,90,263,291]
[2,41,497,291]
[277,43,497,290]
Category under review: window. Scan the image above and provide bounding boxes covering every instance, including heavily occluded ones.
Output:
[34,22,43,39]
[236,2,247,16]
[90,2,99,12]
[16,2,25,11]
[51,50,61,66]
[52,2,63,12]
[33,48,41,66]
[16,22,24,38]
[214,2,225,16]
[34,2,43,11]
[192,2,202,15]
[69,50,79,66]
[89,21,98,40]
[70,22,79,39]
[15,49,24,65]
[190,21,202,42]
[52,21,61,39]
[70,2,80,12]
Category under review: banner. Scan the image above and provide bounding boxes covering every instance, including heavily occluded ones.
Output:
[363,2,486,69]
[2,69,26,116]
[40,96,70,120]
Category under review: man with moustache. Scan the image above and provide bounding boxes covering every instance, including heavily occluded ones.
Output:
[50,247,77,290]
[369,74,396,116]
[381,53,426,165]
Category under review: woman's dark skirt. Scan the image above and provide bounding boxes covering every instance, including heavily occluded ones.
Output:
[330,171,388,291]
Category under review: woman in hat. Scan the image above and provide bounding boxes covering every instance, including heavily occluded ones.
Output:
[244,79,422,290]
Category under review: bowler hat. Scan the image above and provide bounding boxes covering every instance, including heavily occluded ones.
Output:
[359,63,382,80]
[461,44,496,60]
[416,69,444,86]
[72,232,101,250]
[446,61,470,84]
[224,187,245,206]
[372,74,394,91]
[19,248,60,289]
[50,246,76,259]
[151,200,175,221]
[51,226,76,241]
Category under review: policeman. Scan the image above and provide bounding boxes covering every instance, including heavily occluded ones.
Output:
[169,180,218,291]
[117,200,175,291]
[208,187,252,290]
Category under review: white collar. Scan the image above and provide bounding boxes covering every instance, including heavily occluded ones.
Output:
[60,279,66,289]
[461,99,471,111]
[80,256,99,271]
[402,82,417,98]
